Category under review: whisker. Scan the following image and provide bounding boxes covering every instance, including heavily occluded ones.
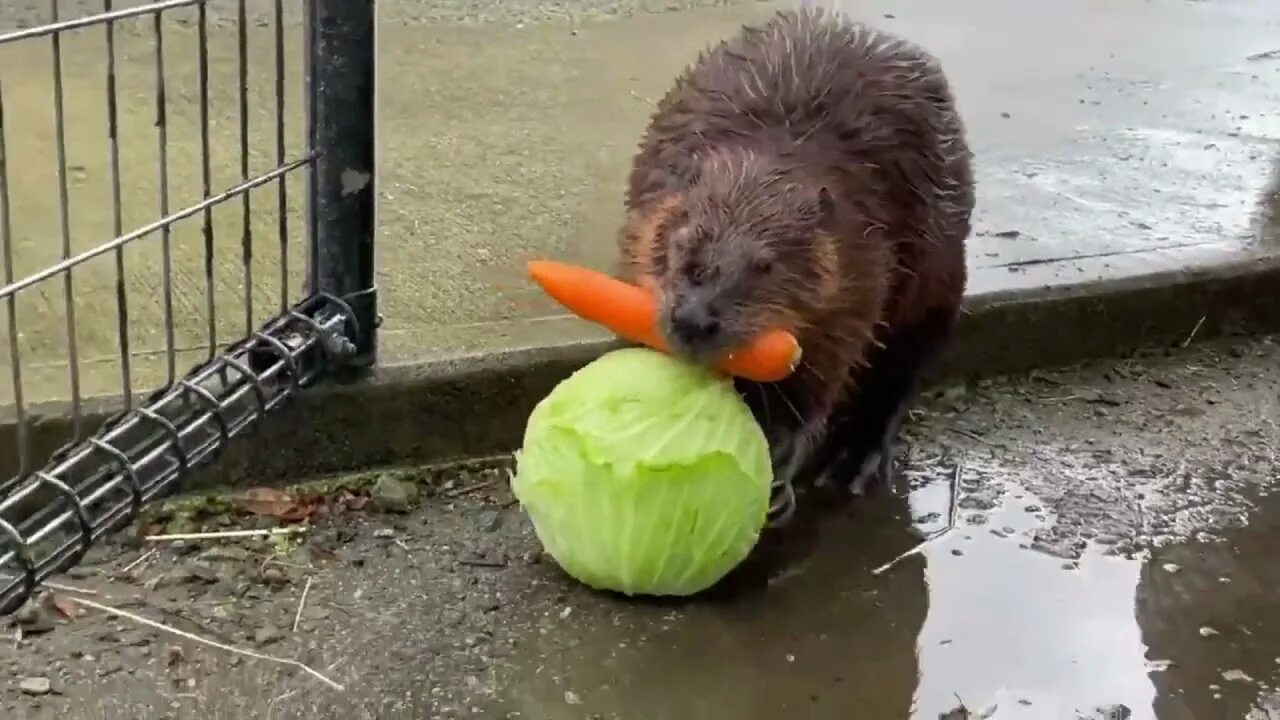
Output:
[771,383,805,426]
[753,383,773,428]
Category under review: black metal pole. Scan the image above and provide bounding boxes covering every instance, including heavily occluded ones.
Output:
[306,0,377,368]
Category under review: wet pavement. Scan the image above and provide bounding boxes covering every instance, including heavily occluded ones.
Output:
[3,334,1277,719]
[1,1,1279,717]
[369,0,1280,361]
[1,0,1278,400]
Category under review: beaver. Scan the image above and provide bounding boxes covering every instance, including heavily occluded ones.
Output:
[616,7,975,527]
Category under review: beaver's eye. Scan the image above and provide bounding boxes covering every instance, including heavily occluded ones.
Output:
[684,261,705,285]
[752,256,774,275]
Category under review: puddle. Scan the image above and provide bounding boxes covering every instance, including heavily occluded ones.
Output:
[495,454,1280,719]
[909,469,1152,719]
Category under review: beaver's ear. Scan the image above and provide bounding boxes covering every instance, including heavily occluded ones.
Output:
[817,186,838,231]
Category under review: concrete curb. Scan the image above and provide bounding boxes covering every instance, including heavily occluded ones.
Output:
[3,252,1279,492]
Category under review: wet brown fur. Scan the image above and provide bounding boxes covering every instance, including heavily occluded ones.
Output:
[617,8,975,502]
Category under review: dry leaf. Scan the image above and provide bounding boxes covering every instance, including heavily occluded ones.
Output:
[48,593,77,620]
[238,488,296,518]
[278,498,320,523]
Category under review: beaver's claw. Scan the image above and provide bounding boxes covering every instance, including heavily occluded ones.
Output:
[766,475,797,528]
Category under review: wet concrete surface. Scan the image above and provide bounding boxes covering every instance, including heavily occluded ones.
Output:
[1,0,1278,402]
[2,334,1277,719]
[374,0,1280,362]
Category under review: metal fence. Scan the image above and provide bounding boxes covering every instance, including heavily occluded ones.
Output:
[0,0,377,615]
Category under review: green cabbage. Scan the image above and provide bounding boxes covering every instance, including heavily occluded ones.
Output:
[512,347,772,596]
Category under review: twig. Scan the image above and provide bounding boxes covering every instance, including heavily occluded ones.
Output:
[443,478,498,498]
[42,581,98,596]
[144,527,307,543]
[873,460,963,576]
[119,549,157,575]
[1182,315,1206,348]
[946,427,999,447]
[116,598,240,647]
[68,596,345,691]
[292,577,314,633]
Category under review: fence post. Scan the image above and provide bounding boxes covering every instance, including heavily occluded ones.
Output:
[306,0,378,369]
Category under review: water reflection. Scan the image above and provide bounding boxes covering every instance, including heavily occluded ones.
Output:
[1137,489,1280,720]
[497,486,928,719]
[494,448,1280,720]
[909,471,1154,719]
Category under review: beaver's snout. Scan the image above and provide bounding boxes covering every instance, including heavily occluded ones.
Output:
[671,300,721,345]
[664,295,733,361]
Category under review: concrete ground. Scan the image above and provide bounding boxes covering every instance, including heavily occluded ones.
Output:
[1,333,1277,719]
[2,2,1279,718]
[0,0,1277,405]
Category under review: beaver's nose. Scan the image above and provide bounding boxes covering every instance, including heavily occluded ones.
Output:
[670,302,722,344]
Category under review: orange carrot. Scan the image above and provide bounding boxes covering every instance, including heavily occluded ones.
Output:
[527,259,801,382]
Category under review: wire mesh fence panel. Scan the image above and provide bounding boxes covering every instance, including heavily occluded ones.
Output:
[0,0,377,615]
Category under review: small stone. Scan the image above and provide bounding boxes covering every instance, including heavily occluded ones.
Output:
[564,690,582,705]
[65,565,98,580]
[371,476,419,514]
[126,644,152,660]
[302,606,331,621]
[1162,563,1181,573]
[474,509,503,533]
[522,550,542,565]
[260,566,290,587]
[183,562,221,585]
[1222,669,1253,683]
[373,528,396,539]
[123,632,152,647]
[13,602,56,635]
[166,646,185,667]
[19,677,52,696]
[1200,626,1219,637]
[254,624,282,645]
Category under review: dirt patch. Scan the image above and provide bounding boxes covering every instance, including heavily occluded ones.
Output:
[1,334,1277,719]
